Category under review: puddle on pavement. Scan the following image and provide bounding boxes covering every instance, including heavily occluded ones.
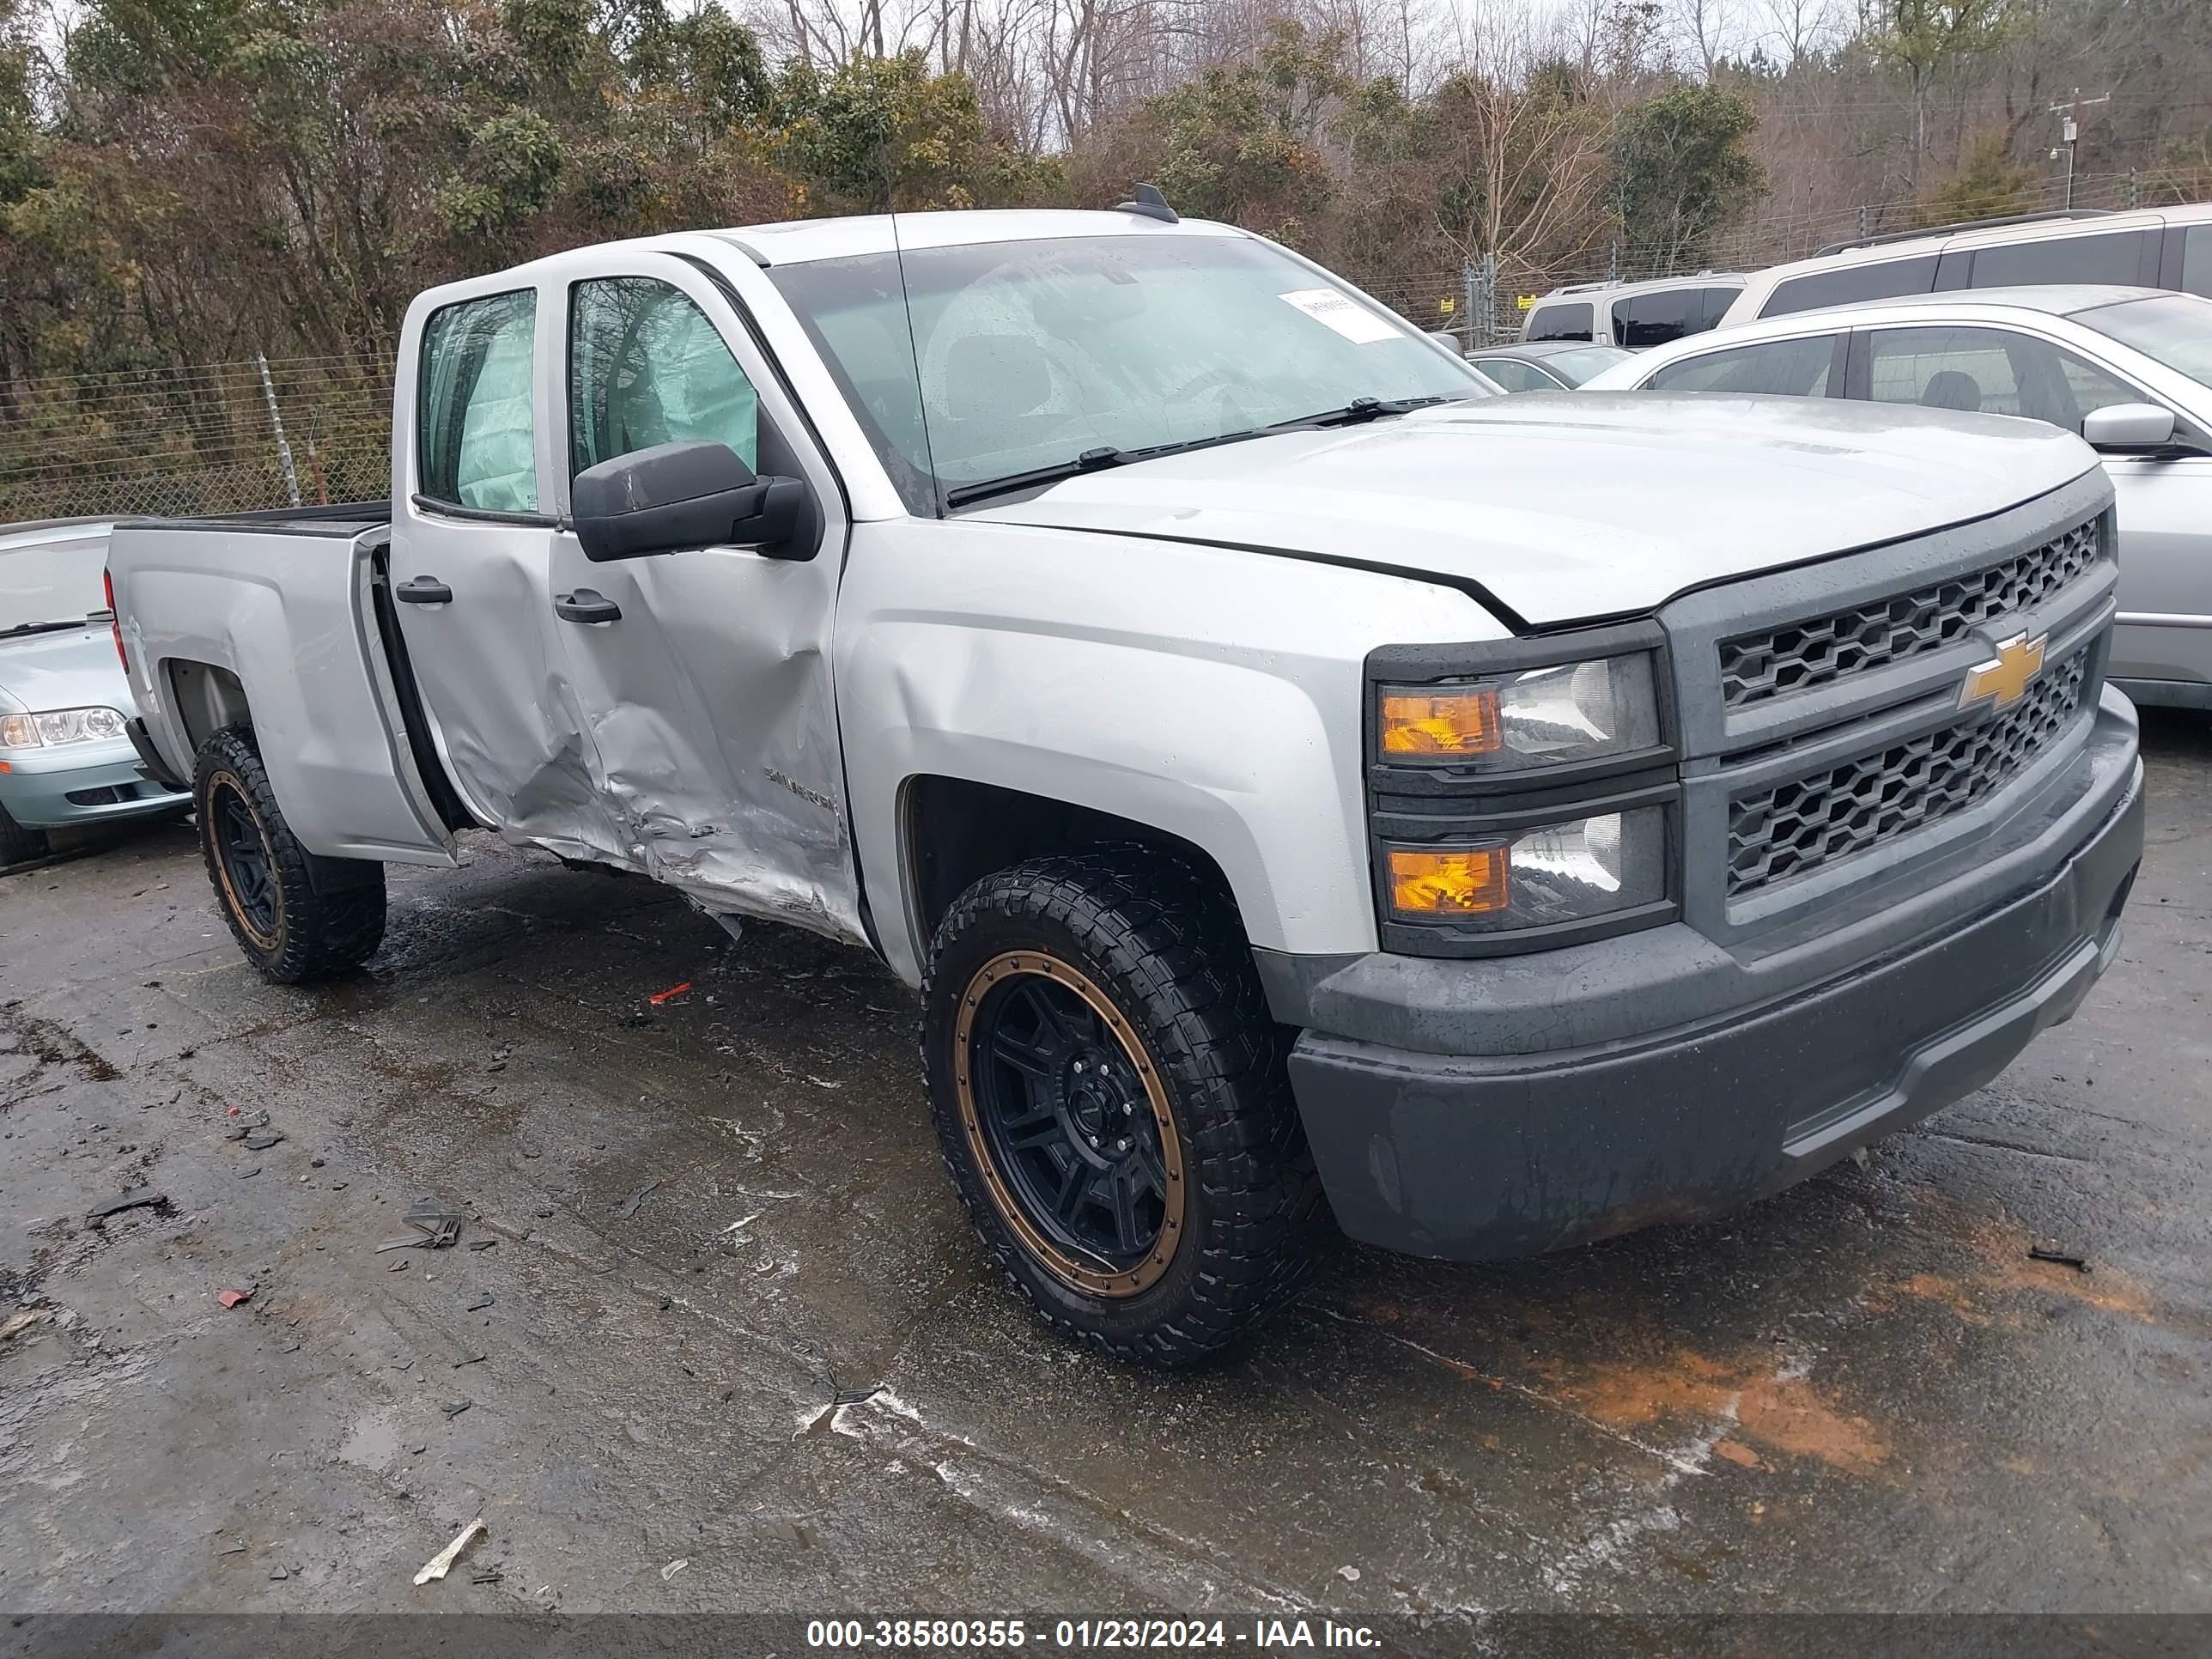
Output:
[337,1408,401,1473]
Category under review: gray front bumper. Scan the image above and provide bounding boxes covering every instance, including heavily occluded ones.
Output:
[1277,695,2144,1262]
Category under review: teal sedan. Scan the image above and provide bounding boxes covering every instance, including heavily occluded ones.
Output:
[1,520,191,864]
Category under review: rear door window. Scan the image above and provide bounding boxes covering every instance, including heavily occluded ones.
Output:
[1525,302,1594,343]
[418,289,539,514]
[1696,288,1741,331]
[1761,255,1939,319]
[1644,334,1839,396]
[1966,229,2152,289]
[1613,289,1698,349]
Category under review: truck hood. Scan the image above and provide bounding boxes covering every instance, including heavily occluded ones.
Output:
[971,393,2099,627]
[0,624,126,716]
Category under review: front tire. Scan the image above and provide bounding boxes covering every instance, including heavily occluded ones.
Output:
[194,724,386,982]
[922,850,1319,1367]
[0,799,47,866]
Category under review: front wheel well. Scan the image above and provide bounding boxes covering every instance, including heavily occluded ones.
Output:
[902,776,1244,948]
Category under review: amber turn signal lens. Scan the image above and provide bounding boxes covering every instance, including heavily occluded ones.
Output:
[1379,687,1502,757]
[1388,846,1510,917]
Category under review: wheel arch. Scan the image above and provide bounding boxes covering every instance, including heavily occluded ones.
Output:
[899,775,1250,963]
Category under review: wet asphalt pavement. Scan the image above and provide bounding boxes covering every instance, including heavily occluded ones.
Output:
[1,713,2208,1630]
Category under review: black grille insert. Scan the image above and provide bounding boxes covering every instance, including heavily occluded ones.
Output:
[1719,520,2101,708]
[1726,648,2089,897]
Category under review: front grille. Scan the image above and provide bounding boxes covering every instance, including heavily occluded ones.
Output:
[1719,520,2101,708]
[1726,648,2089,897]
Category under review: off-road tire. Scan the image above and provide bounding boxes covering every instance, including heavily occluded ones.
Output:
[0,799,47,866]
[922,848,1321,1367]
[194,724,386,982]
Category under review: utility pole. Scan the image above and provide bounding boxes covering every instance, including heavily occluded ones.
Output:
[2048,88,2112,211]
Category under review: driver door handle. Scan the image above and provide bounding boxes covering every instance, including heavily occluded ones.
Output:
[395,576,452,604]
[554,588,622,625]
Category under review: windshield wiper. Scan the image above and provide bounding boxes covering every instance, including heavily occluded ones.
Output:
[945,429,1273,510]
[1258,393,1460,434]
[0,618,93,641]
[941,394,1465,512]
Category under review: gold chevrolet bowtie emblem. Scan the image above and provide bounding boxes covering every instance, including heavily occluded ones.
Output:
[1959,631,2047,711]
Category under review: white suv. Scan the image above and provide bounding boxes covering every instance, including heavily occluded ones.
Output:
[1723,204,2212,326]
[1521,274,1746,349]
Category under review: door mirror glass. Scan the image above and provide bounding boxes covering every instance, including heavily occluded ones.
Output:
[2081,402,2178,452]
[572,440,806,562]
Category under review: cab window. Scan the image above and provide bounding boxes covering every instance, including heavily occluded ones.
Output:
[1525,302,1594,343]
[1645,334,1838,396]
[569,277,759,478]
[418,289,539,514]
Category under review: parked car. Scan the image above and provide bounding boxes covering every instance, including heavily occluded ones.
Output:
[0,518,191,863]
[108,204,2141,1365]
[1522,274,1746,348]
[1723,204,2212,326]
[1462,342,1631,391]
[1583,285,2212,711]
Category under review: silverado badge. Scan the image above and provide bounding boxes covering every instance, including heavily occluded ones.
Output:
[1960,631,2047,712]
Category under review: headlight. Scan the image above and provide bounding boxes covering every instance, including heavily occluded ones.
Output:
[1378,653,1660,770]
[0,707,128,749]
[1385,806,1668,931]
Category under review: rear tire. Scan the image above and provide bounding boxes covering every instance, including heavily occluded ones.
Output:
[193,724,386,982]
[0,799,47,866]
[921,848,1319,1368]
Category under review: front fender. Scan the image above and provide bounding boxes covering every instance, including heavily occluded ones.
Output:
[836,518,1508,984]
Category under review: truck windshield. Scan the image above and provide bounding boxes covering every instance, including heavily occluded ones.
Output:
[767,234,1491,514]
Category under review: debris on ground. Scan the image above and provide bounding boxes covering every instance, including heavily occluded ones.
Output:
[216,1540,246,1556]
[615,1179,660,1220]
[465,1294,494,1311]
[387,1258,410,1273]
[412,1516,487,1585]
[2029,1244,2091,1272]
[216,1287,253,1309]
[471,1569,503,1584]
[440,1399,472,1418]
[86,1191,167,1223]
[0,1307,50,1340]
[466,1238,496,1252]
[243,1130,284,1152]
[453,1352,487,1369]
[661,1558,689,1582]
[831,1386,880,1407]
[616,1012,655,1029]
[648,981,694,1006]
[269,1566,289,1581]
[378,1199,464,1253]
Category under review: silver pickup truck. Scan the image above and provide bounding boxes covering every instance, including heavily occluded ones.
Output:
[107,206,2144,1365]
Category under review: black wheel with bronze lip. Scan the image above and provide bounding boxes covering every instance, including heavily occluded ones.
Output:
[922,849,1321,1366]
[192,724,387,983]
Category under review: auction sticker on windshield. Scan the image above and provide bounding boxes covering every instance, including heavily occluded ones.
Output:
[1277,289,1402,343]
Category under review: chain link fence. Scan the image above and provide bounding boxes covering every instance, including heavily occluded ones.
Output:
[0,352,393,524]
[3,164,2205,525]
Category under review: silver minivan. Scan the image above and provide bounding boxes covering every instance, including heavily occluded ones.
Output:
[1521,274,1747,349]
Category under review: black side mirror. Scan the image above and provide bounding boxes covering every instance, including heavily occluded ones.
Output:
[572,440,809,562]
